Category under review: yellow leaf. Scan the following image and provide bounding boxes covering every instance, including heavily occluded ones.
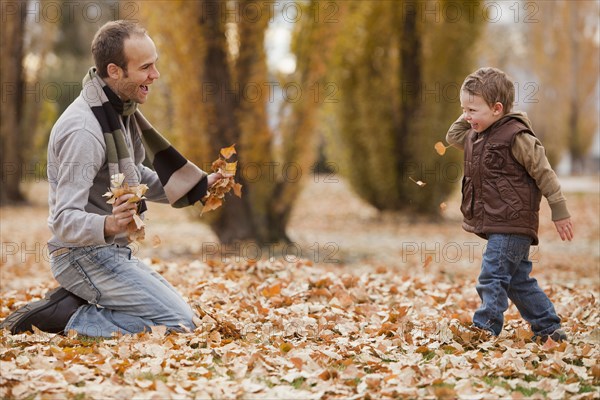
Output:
[224,161,237,176]
[220,144,237,160]
[279,342,294,353]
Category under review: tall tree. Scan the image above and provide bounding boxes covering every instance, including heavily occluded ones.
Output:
[141,0,337,244]
[527,0,599,171]
[1,0,26,204]
[324,0,483,213]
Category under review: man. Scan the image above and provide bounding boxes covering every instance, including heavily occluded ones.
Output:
[1,20,221,337]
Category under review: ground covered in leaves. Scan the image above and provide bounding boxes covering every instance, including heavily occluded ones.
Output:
[1,177,599,399]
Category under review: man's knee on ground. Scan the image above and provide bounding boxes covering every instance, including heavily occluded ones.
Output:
[166,306,196,333]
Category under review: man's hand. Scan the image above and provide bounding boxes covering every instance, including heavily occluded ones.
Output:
[104,193,137,237]
[554,217,574,241]
[207,172,227,188]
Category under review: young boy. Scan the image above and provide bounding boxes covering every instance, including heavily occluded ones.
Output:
[446,67,574,342]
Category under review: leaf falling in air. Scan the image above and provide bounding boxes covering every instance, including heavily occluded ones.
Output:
[152,235,162,248]
[409,177,427,187]
[423,255,433,268]
[434,141,450,156]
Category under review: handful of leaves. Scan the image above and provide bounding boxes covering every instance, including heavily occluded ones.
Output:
[201,145,243,215]
[103,173,148,242]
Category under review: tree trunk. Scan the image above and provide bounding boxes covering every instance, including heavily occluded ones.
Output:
[0,2,26,205]
[198,0,262,243]
[395,3,422,191]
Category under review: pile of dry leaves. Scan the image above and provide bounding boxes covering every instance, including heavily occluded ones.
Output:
[1,258,598,399]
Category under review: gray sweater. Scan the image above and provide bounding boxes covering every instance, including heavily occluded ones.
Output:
[47,93,168,251]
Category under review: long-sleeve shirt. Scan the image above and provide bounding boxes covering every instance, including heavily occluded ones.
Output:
[446,111,570,221]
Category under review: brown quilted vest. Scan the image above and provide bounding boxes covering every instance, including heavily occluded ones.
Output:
[461,117,542,245]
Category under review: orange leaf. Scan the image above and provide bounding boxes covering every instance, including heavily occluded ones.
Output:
[201,196,223,215]
[261,282,282,298]
[220,144,237,160]
[290,357,303,370]
[233,183,243,198]
[434,141,449,156]
[423,255,433,268]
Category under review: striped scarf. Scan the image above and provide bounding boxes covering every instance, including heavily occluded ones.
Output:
[82,68,207,208]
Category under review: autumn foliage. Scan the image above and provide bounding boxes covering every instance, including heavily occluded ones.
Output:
[1,259,598,398]
[103,173,148,242]
[201,145,243,216]
[1,176,599,398]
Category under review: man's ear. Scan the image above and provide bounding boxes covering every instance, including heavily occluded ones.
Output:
[492,102,504,115]
[106,63,121,80]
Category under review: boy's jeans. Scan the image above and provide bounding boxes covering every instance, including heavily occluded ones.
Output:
[473,233,561,336]
[51,245,195,337]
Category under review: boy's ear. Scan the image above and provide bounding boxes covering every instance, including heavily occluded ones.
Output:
[492,102,504,115]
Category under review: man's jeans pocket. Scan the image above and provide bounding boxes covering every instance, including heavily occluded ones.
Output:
[51,246,103,304]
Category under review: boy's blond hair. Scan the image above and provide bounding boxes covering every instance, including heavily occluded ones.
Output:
[461,67,515,113]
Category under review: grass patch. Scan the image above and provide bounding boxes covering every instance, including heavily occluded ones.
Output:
[515,385,545,397]
[579,385,597,393]
[137,372,168,382]
[291,377,306,389]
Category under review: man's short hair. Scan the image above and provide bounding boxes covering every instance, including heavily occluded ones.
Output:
[461,67,515,113]
[91,20,147,78]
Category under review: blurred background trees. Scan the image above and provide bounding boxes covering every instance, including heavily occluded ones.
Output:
[0,1,26,204]
[1,0,598,243]
[323,0,482,212]
[527,1,599,173]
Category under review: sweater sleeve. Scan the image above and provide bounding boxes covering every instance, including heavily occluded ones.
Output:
[139,164,169,203]
[445,115,471,150]
[512,133,571,221]
[48,128,111,246]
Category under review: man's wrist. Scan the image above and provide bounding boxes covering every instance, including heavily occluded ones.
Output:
[104,215,117,237]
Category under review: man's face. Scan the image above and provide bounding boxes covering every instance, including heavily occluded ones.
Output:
[113,35,160,104]
[460,91,503,133]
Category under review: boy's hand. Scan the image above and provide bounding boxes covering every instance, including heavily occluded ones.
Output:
[554,217,574,241]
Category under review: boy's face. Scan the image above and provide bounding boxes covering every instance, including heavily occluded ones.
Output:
[460,91,504,133]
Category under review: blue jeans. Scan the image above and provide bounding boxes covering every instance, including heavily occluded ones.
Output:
[51,245,195,337]
[473,234,561,336]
